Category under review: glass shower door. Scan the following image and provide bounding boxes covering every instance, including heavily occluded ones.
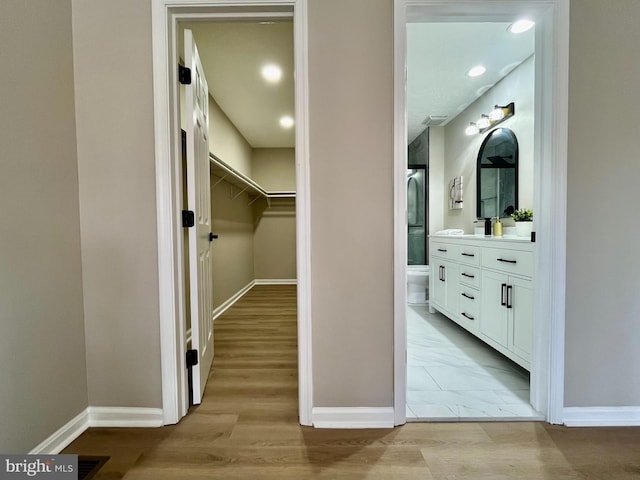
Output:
[407,168,427,265]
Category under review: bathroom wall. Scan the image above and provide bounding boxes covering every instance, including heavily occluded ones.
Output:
[443,55,535,232]
[429,127,446,236]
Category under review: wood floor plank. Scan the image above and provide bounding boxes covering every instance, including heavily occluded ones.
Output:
[62,285,640,480]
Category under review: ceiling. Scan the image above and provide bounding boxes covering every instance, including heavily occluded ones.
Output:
[407,22,534,143]
[178,21,533,150]
[180,21,294,148]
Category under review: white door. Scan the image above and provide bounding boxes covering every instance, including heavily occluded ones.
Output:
[185,29,214,404]
[480,270,509,348]
[508,276,534,361]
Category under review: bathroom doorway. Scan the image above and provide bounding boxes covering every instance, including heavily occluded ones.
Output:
[404,19,540,421]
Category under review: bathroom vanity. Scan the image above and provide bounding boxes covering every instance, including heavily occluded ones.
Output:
[429,235,534,370]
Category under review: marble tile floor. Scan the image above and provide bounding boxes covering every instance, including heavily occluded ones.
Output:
[406,303,544,422]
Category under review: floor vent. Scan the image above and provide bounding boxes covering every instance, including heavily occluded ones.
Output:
[78,456,109,480]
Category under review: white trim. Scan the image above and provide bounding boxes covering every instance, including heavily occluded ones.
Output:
[312,407,395,429]
[393,0,569,425]
[87,407,164,428]
[392,0,408,427]
[254,278,297,285]
[29,407,164,454]
[29,410,89,455]
[212,280,255,320]
[563,407,640,427]
[152,0,312,427]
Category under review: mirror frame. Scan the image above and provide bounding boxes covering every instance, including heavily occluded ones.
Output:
[476,127,519,219]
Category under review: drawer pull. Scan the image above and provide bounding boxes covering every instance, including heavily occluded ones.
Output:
[497,258,517,264]
[461,272,475,279]
[501,283,507,306]
[461,312,475,321]
[437,248,448,253]
[461,292,475,300]
[507,285,513,309]
[461,252,475,257]
[439,265,445,282]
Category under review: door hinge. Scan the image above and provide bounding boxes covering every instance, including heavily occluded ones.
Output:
[182,210,195,228]
[186,349,199,368]
[179,65,192,85]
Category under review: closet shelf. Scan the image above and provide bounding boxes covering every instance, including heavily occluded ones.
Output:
[209,153,296,205]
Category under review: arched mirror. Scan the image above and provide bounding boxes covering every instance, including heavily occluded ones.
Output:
[476,127,518,219]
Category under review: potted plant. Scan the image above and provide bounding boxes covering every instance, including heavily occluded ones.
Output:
[511,208,533,237]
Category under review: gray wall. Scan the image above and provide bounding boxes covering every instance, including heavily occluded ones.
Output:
[308,0,394,407]
[72,0,162,407]
[564,0,640,407]
[0,0,88,452]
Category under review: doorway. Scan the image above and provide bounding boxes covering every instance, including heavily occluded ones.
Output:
[151,0,312,426]
[393,0,570,426]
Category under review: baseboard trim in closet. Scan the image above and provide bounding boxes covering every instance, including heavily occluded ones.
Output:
[212,280,255,321]
[254,279,297,285]
[312,407,395,429]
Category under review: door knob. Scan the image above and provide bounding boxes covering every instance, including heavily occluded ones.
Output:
[209,233,218,242]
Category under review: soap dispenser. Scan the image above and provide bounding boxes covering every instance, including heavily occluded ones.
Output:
[493,217,503,237]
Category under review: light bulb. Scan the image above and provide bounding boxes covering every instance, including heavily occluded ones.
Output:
[279,116,294,128]
[261,64,282,83]
[509,19,535,34]
[489,106,505,122]
[467,65,486,78]
[477,115,491,130]
[465,123,479,136]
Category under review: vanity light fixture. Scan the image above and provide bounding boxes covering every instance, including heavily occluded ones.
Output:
[465,122,479,136]
[467,65,486,78]
[509,19,535,34]
[465,102,515,135]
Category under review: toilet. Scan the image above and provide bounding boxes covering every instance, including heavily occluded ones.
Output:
[407,265,429,304]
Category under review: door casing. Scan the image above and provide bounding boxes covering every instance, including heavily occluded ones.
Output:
[151,0,312,426]
[393,0,570,425]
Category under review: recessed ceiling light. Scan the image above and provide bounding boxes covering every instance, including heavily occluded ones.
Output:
[467,65,486,78]
[261,64,282,83]
[509,19,535,34]
[279,116,294,128]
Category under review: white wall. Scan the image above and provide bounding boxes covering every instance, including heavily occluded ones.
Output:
[429,126,445,236]
[443,55,535,231]
[209,95,253,177]
[564,0,640,407]
[252,148,296,191]
[0,0,88,453]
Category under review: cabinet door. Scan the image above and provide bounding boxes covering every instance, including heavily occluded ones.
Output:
[480,270,509,347]
[508,276,533,361]
[431,260,447,311]
[431,259,458,317]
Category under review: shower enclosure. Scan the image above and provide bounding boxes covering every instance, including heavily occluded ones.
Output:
[408,129,429,265]
[407,168,427,265]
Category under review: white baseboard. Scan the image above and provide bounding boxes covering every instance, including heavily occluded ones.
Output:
[87,407,164,428]
[212,280,255,320]
[563,406,640,427]
[312,407,395,429]
[30,406,164,454]
[254,278,297,285]
[29,409,89,455]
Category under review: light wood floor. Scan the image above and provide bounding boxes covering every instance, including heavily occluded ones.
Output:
[64,285,640,479]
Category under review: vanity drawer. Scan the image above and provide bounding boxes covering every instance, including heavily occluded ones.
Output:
[430,242,458,259]
[459,288,480,325]
[482,247,533,278]
[457,245,481,266]
[459,266,481,288]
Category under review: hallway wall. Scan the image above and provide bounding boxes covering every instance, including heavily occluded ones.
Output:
[0,0,88,453]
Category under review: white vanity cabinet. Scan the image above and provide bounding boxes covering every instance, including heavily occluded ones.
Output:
[428,236,534,370]
[430,243,459,320]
